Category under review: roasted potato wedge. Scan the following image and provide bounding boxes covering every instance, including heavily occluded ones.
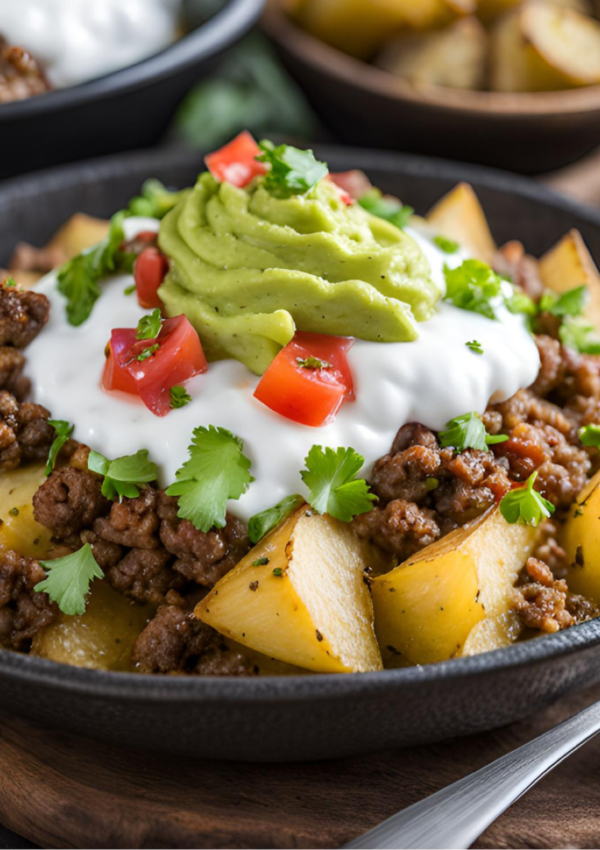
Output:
[562,469,600,604]
[196,507,383,673]
[491,2,600,92]
[45,213,110,261]
[0,463,51,558]
[539,229,600,330]
[477,0,591,25]
[371,507,538,665]
[377,17,488,90]
[32,581,154,672]
[427,182,496,263]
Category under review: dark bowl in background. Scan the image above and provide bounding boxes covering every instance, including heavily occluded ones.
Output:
[0,0,265,181]
[262,2,600,176]
[1,146,600,762]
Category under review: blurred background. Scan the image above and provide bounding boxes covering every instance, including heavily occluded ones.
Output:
[0,0,599,203]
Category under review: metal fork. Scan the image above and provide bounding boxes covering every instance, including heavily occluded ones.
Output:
[344,698,600,850]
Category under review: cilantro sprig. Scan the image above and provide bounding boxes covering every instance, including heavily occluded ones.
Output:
[45,419,74,476]
[539,285,588,318]
[300,445,376,523]
[137,344,159,362]
[35,544,104,616]
[499,472,555,527]
[559,317,600,355]
[433,235,459,254]
[166,426,254,533]
[170,386,192,409]
[466,340,483,355]
[444,260,503,321]
[257,140,328,199]
[359,189,413,231]
[127,179,186,219]
[248,494,305,544]
[137,308,162,340]
[579,424,600,447]
[439,412,508,454]
[88,449,158,501]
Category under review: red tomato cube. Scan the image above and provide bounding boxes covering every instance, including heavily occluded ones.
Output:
[205,131,267,188]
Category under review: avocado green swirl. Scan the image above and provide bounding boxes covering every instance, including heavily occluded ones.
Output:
[158,173,440,375]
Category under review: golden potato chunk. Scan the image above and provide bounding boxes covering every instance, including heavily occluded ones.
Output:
[562,470,600,604]
[196,508,383,673]
[427,182,496,263]
[371,507,539,665]
[539,230,600,331]
[0,464,51,558]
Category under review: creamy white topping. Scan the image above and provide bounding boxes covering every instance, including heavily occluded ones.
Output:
[0,0,182,88]
[27,218,540,522]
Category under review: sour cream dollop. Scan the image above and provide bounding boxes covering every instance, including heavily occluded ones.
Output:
[26,218,540,522]
[0,0,182,88]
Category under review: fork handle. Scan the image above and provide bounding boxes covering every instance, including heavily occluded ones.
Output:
[343,699,600,850]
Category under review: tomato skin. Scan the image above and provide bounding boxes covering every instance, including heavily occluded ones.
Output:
[103,316,207,417]
[254,333,355,427]
[328,170,372,202]
[134,247,169,309]
[205,131,267,188]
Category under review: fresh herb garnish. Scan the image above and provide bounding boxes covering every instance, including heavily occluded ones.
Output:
[358,189,413,231]
[300,445,376,523]
[127,179,186,219]
[45,419,74,476]
[88,449,158,501]
[433,235,459,254]
[559,316,600,355]
[505,287,537,318]
[444,260,503,320]
[539,285,588,318]
[57,211,129,326]
[166,426,254,533]
[439,412,508,454]
[466,340,484,355]
[137,344,159,362]
[272,567,284,577]
[124,284,136,296]
[170,386,192,409]
[35,544,104,616]
[137,308,162,340]
[297,356,332,370]
[248,493,305,544]
[499,472,555,527]
[3,277,16,288]
[253,557,270,566]
[579,424,600,447]
[256,140,328,198]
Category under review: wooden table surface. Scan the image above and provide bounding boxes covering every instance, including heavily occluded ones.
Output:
[2,154,600,850]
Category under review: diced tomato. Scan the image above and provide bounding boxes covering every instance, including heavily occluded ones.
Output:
[205,131,267,188]
[254,332,355,427]
[134,247,169,309]
[103,316,207,417]
[328,170,372,202]
[326,174,353,206]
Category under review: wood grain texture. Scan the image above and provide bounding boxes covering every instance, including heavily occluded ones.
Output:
[1,684,600,848]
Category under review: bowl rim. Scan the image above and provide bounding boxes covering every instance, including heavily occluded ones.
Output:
[2,143,600,701]
[262,3,600,119]
[0,0,265,121]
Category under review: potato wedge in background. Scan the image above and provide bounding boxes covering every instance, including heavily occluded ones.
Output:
[32,581,154,672]
[196,508,383,673]
[371,507,538,665]
[377,17,488,90]
[539,229,600,330]
[562,470,600,604]
[491,2,600,92]
[0,463,51,559]
[427,182,496,263]
[477,0,522,25]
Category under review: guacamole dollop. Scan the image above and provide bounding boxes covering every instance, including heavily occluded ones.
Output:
[158,172,441,375]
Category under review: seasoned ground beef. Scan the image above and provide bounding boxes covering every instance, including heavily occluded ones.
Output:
[93,488,162,550]
[0,281,50,348]
[133,604,255,676]
[106,547,185,605]
[0,549,57,651]
[0,347,30,400]
[33,466,111,539]
[512,558,598,634]
[0,391,55,471]
[0,39,51,104]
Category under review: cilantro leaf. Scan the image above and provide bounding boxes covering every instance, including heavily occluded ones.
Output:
[35,544,104,616]
[358,189,413,231]
[300,445,376,523]
[3,277,17,289]
[248,494,305,544]
[137,308,162,340]
[540,285,589,318]
[170,386,192,409]
[443,260,503,321]
[88,449,158,501]
[57,211,129,326]
[45,419,74,476]
[433,235,460,254]
[499,472,555,527]
[166,426,254,532]
[137,344,159,362]
[439,412,508,454]
[466,340,483,355]
[127,179,186,219]
[559,316,600,354]
[505,286,537,318]
[296,356,332,370]
[579,424,600,447]
[257,140,328,198]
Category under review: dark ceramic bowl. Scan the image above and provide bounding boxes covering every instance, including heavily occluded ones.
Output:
[262,2,600,176]
[0,0,265,181]
[1,146,600,763]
